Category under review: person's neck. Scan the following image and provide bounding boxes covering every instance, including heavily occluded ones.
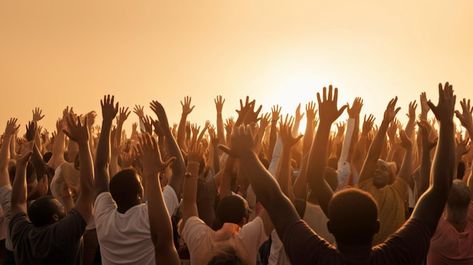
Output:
[117,201,141,214]
[215,223,240,241]
[447,216,467,232]
[337,243,372,260]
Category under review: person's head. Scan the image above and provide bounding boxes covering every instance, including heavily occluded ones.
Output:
[372,159,396,188]
[327,188,379,246]
[446,180,471,224]
[28,196,66,227]
[216,195,249,227]
[207,246,249,265]
[110,168,144,212]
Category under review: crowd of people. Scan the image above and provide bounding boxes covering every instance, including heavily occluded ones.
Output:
[0,82,472,265]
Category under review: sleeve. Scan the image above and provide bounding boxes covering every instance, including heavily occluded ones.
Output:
[9,212,30,249]
[52,209,87,247]
[239,216,268,252]
[181,216,212,254]
[282,219,336,265]
[93,192,116,223]
[163,185,179,216]
[374,218,435,265]
[268,137,283,175]
[0,186,12,224]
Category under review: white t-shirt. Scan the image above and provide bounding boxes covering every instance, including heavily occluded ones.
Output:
[182,216,268,265]
[94,185,179,265]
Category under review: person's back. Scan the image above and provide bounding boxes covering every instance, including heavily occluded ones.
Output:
[10,206,85,265]
[427,180,473,265]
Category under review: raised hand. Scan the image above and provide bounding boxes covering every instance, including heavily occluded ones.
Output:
[63,113,89,144]
[137,133,175,175]
[427,82,456,122]
[181,96,195,116]
[399,130,413,150]
[347,97,363,119]
[362,114,375,135]
[387,119,400,141]
[140,115,154,134]
[259,113,271,130]
[187,142,204,164]
[150,100,170,129]
[101,95,119,123]
[117,107,131,125]
[316,85,348,125]
[420,92,430,119]
[294,104,304,123]
[271,105,282,122]
[219,125,256,158]
[417,120,437,150]
[455,98,473,132]
[32,107,45,122]
[86,111,97,129]
[305,101,317,121]
[25,121,37,142]
[214,95,225,114]
[455,136,470,159]
[5,118,20,136]
[133,105,145,119]
[406,101,418,121]
[279,115,302,148]
[383,97,401,124]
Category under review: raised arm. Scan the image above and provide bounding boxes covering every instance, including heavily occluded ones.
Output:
[177,96,195,149]
[220,125,300,237]
[111,107,130,176]
[94,95,119,197]
[277,116,302,200]
[0,118,20,187]
[412,82,456,224]
[11,146,32,215]
[269,105,281,158]
[137,133,179,265]
[307,85,347,214]
[358,97,400,184]
[417,120,436,195]
[47,117,67,169]
[397,130,414,184]
[63,113,94,221]
[150,101,186,198]
[215,95,226,144]
[180,144,203,228]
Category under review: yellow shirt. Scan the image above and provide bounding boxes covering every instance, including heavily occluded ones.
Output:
[359,177,408,245]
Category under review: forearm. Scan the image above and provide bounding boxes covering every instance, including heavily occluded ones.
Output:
[359,121,389,183]
[220,158,234,198]
[165,130,185,197]
[302,118,315,155]
[182,162,199,221]
[307,122,333,214]
[76,142,94,212]
[293,154,308,199]
[95,120,112,193]
[49,131,66,169]
[0,135,12,186]
[217,113,225,144]
[145,172,174,249]
[177,114,187,148]
[269,122,277,157]
[277,147,293,200]
[239,151,300,234]
[418,137,432,195]
[11,163,28,212]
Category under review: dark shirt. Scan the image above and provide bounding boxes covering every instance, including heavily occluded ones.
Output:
[9,209,87,265]
[283,218,435,265]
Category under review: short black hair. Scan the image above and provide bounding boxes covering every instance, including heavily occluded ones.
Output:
[28,196,63,227]
[328,188,378,245]
[216,195,248,227]
[109,168,142,208]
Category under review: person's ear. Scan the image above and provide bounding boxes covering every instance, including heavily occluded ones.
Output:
[52,214,59,222]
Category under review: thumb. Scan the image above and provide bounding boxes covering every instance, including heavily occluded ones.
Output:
[218,144,237,157]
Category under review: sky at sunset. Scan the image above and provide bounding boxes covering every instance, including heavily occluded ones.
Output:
[1,0,473,134]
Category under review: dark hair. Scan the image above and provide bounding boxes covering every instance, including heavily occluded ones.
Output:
[216,195,248,227]
[328,189,378,245]
[109,168,143,209]
[207,247,247,265]
[28,196,63,227]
